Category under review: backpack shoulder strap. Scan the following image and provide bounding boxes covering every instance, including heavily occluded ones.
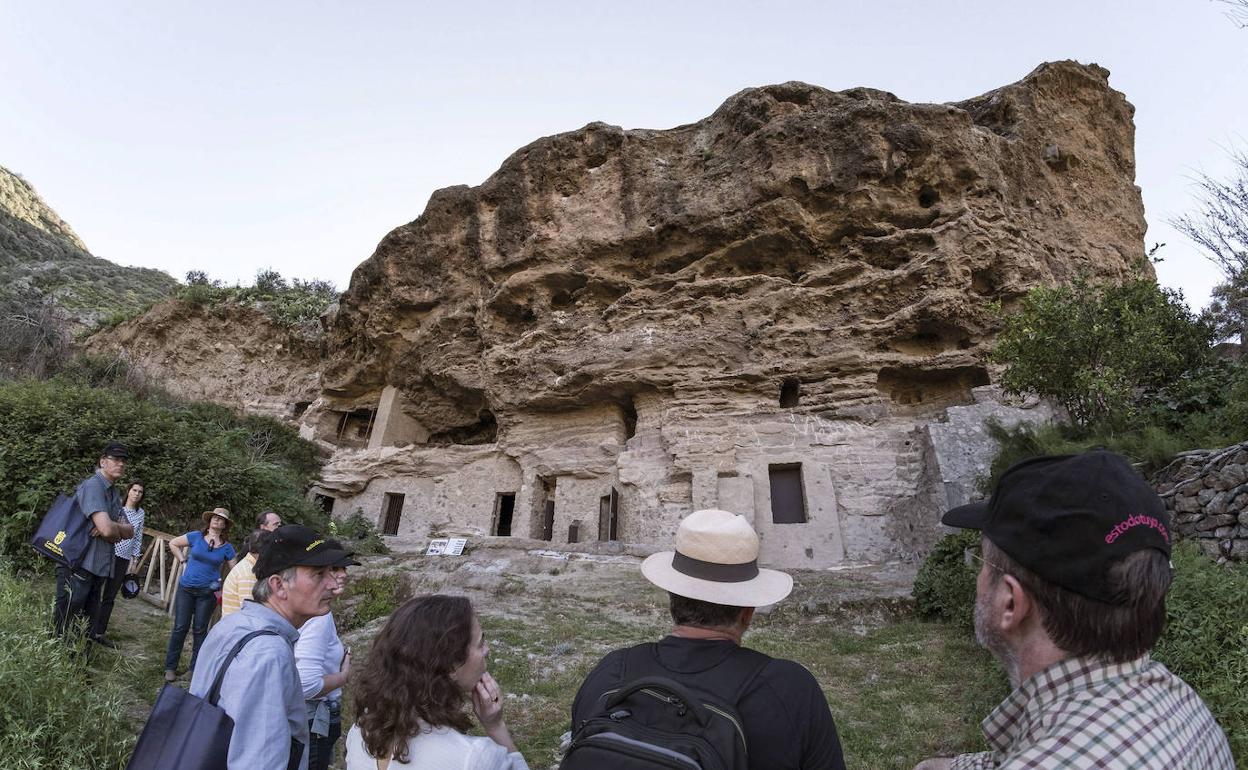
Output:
[206,629,280,706]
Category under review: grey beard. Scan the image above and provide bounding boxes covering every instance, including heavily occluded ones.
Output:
[974,594,1022,688]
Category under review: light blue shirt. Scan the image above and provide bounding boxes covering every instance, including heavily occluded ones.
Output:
[189,601,308,770]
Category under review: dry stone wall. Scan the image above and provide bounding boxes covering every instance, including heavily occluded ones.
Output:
[1155,441,1248,563]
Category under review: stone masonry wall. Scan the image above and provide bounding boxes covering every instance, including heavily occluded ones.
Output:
[1154,441,1248,562]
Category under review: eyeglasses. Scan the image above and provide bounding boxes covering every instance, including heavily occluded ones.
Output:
[964,544,1005,573]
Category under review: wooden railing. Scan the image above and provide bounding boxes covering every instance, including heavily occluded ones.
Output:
[136,527,184,615]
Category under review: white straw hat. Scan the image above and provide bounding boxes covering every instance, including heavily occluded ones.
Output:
[640,509,793,607]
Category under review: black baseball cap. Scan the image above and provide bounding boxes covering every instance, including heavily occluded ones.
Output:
[254,525,356,579]
[101,442,128,459]
[943,450,1172,605]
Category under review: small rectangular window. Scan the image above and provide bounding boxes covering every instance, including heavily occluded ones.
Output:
[314,494,335,516]
[381,493,404,536]
[769,464,806,524]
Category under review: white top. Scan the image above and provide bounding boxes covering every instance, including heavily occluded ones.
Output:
[344,722,529,770]
[294,612,345,701]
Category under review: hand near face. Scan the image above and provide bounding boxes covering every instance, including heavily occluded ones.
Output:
[470,671,504,729]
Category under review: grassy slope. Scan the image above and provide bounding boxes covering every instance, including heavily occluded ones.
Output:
[0,165,178,324]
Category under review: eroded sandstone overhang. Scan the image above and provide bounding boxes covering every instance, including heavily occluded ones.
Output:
[309,61,1145,567]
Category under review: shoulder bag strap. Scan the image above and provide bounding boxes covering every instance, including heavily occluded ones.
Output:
[206,629,280,706]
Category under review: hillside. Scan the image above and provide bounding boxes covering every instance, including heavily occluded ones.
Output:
[0,164,178,325]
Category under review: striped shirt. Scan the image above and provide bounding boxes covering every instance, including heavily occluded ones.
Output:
[113,506,145,561]
[220,553,258,616]
[951,654,1234,769]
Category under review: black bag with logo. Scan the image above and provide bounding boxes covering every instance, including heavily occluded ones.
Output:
[29,493,92,568]
[563,645,768,770]
[126,629,284,770]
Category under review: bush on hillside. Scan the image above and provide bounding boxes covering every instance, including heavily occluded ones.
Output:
[330,511,389,556]
[914,536,1248,758]
[913,529,979,630]
[0,563,136,768]
[994,278,1214,429]
[0,378,326,565]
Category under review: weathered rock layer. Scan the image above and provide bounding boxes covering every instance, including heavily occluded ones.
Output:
[321,61,1147,434]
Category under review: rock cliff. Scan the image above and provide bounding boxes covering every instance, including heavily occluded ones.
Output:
[319,61,1148,436]
[0,164,178,324]
[87,299,322,420]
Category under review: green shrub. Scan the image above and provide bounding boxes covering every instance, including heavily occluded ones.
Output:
[913,529,979,629]
[331,511,389,556]
[914,536,1248,758]
[994,278,1213,429]
[0,563,135,768]
[339,574,409,631]
[0,378,326,565]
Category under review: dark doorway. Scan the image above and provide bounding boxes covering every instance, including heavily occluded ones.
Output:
[541,500,555,541]
[598,486,620,541]
[768,464,806,524]
[780,378,801,408]
[381,492,405,535]
[568,521,580,543]
[314,493,335,516]
[534,476,556,541]
[493,493,515,536]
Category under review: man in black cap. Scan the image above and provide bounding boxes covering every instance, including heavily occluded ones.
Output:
[54,441,135,641]
[188,524,356,770]
[914,450,1233,770]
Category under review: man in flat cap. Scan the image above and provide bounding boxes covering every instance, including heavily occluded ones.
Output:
[569,508,847,770]
[54,441,135,641]
[914,450,1233,770]
[189,525,357,770]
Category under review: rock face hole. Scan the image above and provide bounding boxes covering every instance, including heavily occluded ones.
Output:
[779,378,801,408]
[621,397,638,440]
[875,366,990,406]
[917,185,940,208]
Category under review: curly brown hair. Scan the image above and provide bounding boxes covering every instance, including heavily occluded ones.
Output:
[353,594,476,763]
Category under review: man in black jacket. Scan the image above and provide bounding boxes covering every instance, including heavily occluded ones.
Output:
[570,508,847,770]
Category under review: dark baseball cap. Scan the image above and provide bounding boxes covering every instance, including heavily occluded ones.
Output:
[943,450,1172,605]
[101,442,128,459]
[254,525,356,579]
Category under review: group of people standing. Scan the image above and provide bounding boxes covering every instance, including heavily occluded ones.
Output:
[62,442,1237,769]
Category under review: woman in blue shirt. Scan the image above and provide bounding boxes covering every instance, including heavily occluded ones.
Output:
[164,506,236,682]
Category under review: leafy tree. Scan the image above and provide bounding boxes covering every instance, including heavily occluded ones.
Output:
[993,278,1214,428]
[1169,147,1248,347]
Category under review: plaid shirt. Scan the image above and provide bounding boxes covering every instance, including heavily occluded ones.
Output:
[951,654,1234,769]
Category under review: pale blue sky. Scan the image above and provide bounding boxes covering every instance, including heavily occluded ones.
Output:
[1,1,1243,309]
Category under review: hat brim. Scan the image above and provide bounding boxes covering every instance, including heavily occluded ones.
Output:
[942,500,989,529]
[331,553,361,568]
[202,511,232,526]
[294,548,355,569]
[640,551,793,608]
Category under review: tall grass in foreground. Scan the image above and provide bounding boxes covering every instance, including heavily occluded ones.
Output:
[0,564,136,769]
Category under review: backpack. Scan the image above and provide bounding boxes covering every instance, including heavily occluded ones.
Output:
[29,493,92,569]
[563,644,769,770]
[126,630,296,770]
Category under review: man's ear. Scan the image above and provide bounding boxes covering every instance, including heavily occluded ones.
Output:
[268,574,289,600]
[738,606,756,629]
[998,573,1035,633]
